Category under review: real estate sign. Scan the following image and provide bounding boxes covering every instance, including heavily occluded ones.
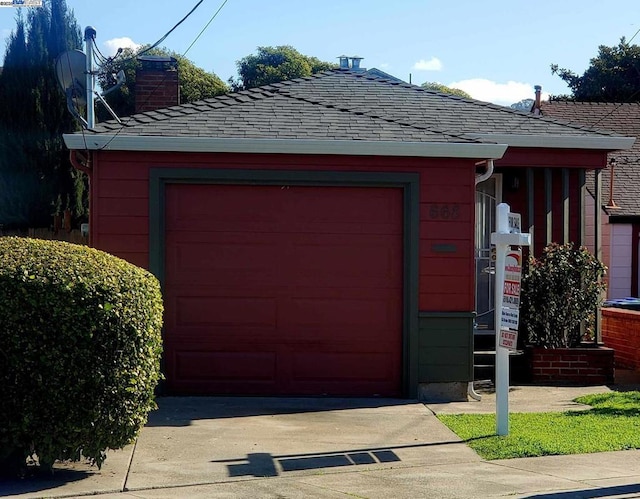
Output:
[499,249,522,349]
[508,212,521,234]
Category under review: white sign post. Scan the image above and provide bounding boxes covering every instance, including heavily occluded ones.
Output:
[491,203,531,436]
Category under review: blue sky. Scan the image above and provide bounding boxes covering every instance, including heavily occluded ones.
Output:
[1,0,639,105]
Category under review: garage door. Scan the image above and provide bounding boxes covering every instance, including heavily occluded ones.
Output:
[163,183,403,396]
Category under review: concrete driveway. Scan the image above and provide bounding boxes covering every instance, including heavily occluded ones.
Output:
[3,392,640,498]
[127,397,480,489]
[2,397,480,498]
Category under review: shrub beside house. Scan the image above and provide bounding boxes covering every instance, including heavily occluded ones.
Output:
[0,237,163,475]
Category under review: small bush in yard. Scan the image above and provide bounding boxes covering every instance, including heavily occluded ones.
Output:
[0,237,163,476]
[520,242,606,348]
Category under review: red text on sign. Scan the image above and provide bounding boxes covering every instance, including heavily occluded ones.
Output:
[503,281,520,296]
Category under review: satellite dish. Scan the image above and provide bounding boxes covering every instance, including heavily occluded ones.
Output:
[54,47,123,127]
[54,49,87,106]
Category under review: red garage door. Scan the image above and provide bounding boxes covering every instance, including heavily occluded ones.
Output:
[164,183,403,396]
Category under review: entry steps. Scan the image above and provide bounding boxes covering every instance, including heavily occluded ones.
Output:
[473,332,523,382]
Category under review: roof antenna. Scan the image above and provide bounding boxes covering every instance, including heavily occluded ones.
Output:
[55,26,123,129]
[84,26,96,128]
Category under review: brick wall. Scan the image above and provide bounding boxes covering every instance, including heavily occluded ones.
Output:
[527,346,614,384]
[135,71,179,113]
[602,307,640,370]
[135,56,179,114]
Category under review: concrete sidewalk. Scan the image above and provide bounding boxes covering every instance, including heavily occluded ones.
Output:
[2,384,640,499]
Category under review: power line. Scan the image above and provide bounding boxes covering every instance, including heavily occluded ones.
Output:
[96,0,231,151]
[556,26,640,129]
[139,0,205,56]
[183,0,229,57]
[577,88,640,130]
[92,43,109,65]
[111,0,205,66]
[508,25,640,134]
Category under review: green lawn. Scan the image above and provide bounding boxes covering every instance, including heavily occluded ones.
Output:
[437,391,640,460]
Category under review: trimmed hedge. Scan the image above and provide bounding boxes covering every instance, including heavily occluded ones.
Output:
[0,237,163,473]
[520,242,606,348]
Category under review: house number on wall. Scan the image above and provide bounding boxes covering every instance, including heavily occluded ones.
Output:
[428,204,460,220]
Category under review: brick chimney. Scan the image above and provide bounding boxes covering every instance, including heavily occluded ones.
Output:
[532,85,542,115]
[135,55,179,113]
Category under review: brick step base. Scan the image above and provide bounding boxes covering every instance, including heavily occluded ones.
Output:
[526,345,614,385]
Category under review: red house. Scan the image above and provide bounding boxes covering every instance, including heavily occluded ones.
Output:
[64,68,633,400]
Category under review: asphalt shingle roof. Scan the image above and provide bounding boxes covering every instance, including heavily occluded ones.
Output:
[89,70,625,145]
[542,101,640,218]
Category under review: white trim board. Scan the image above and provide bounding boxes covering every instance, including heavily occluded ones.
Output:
[63,135,509,159]
[463,133,635,151]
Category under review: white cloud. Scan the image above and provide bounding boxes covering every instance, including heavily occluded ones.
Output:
[103,37,141,57]
[447,78,550,105]
[378,62,390,69]
[412,57,443,71]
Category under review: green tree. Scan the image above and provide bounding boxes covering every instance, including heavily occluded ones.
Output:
[97,46,228,119]
[420,81,472,99]
[232,45,336,90]
[510,98,535,111]
[551,37,640,102]
[0,0,84,228]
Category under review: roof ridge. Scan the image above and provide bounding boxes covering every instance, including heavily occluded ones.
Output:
[323,71,623,138]
[98,85,280,129]
[122,72,339,126]
[89,70,629,142]
[361,78,626,138]
[546,100,640,106]
[266,70,624,140]
[527,114,620,136]
[264,74,484,143]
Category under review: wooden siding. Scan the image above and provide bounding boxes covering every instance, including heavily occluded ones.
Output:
[92,150,478,313]
[89,147,609,390]
[585,192,611,293]
[498,148,608,169]
[498,147,608,257]
[609,223,633,299]
[418,312,474,382]
[502,167,589,256]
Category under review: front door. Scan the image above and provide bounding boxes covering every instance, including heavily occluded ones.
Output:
[475,176,501,334]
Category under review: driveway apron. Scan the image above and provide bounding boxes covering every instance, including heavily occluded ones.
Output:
[124,397,480,491]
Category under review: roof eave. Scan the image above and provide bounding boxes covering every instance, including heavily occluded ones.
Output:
[463,133,635,151]
[63,135,508,159]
